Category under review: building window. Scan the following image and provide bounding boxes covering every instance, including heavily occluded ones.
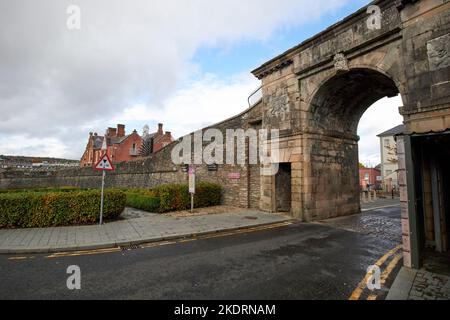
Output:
[130,143,137,156]
[364,173,369,180]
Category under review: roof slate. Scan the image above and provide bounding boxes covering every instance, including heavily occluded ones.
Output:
[377,124,405,137]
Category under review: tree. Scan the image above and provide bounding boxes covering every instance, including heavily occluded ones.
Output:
[385,142,398,164]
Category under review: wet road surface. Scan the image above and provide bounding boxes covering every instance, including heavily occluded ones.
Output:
[0,206,401,300]
[317,206,401,242]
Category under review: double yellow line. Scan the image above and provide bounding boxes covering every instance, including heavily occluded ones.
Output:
[46,247,121,259]
[8,256,34,261]
[349,245,403,300]
[43,221,293,258]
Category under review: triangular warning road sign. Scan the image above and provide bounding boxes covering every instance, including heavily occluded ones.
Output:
[94,154,115,171]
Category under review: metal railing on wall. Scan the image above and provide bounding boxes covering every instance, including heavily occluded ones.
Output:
[248,86,262,108]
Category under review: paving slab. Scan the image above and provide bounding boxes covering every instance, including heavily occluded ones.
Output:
[387,266,450,300]
[386,267,417,300]
[0,209,291,254]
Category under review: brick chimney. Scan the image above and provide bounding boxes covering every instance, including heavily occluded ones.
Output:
[117,124,125,137]
[158,123,163,135]
[107,127,117,137]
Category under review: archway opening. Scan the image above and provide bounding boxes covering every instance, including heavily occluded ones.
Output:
[358,96,404,197]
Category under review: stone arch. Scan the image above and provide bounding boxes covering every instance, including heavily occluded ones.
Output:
[307,67,401,136]
[301,67,404,221]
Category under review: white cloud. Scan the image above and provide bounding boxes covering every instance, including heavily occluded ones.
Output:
[115,73,260,138]
[0,135,71,159]
[0,0,357,158]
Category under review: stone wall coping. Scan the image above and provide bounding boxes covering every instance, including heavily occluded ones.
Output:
[251,0,393,79]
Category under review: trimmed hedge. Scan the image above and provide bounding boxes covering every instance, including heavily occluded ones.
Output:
[195,182,222,208]
[0,190,126,228]
[125,192,160,213]
[125,182,222,213]
[0,186,80,194]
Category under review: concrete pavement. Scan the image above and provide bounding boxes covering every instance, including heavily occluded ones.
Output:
[387,253,450,300]
[387,267,450,300]
[386,267,417,300]
[0,209,290,254]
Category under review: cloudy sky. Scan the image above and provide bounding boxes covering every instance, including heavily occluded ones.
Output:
[0,0,403,165]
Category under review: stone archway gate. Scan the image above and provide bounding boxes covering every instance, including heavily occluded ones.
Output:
[252,0,450,267]
[252,0,449,219]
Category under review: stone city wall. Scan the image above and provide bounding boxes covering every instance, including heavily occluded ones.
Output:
[0,102,263,208]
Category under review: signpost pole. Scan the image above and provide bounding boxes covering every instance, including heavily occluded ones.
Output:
[96,139,114,226]
[189,165,195,214]
[100,170,105,225]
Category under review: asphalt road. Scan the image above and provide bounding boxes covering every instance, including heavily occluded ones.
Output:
[0,206,402,300]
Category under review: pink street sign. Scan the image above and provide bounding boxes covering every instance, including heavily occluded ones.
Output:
[228,172,241,179]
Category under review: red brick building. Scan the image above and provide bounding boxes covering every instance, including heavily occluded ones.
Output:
[80,123,173,167]
[359,167,382,191]
[141,123,173,154]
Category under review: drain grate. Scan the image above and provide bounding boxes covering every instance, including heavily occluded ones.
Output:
[244,216,258,220]
[120,244,141,251]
